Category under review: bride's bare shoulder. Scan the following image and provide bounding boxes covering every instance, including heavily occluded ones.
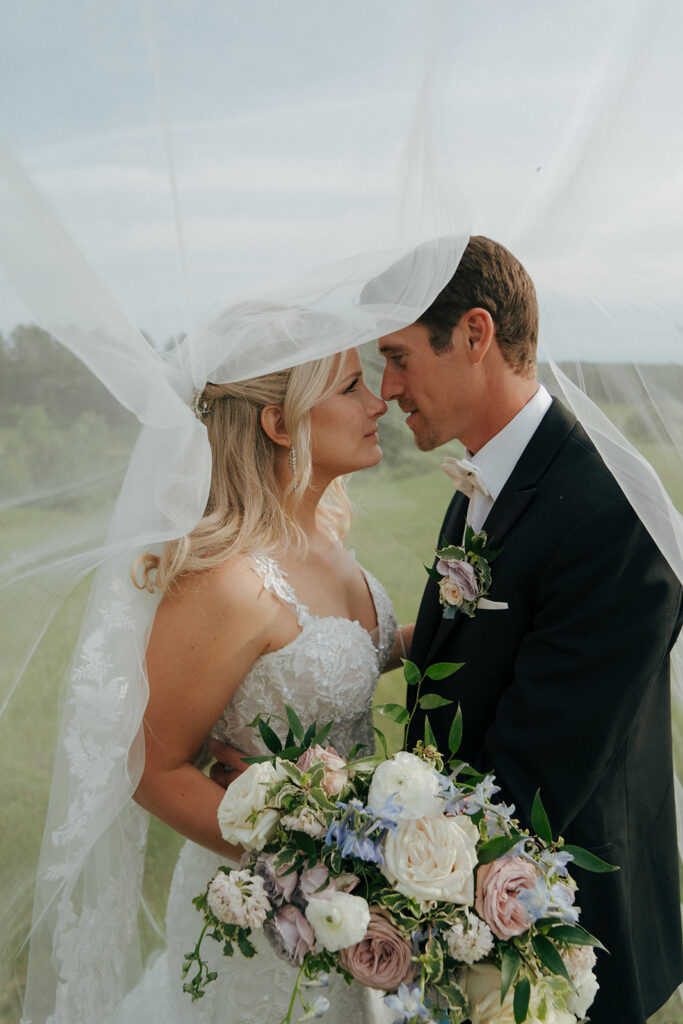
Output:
[156,553,277,625]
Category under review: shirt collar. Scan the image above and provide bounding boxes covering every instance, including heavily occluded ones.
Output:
[469,384,552,501]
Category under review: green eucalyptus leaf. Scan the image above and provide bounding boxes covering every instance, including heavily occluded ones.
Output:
[402,659,421,686]
[258,717,282,754]
[372,726,389,760]
[563,844,619,872]
[424,661,464,680]
[531,789,553,844]
[284,704,305,741]
[312,720,333,747]
[531,934,573,985]
[477,834,521,864]
[424,716,437,747]
[447,704,463,756]
[418,693,453,710]
[547,924,607,951]
[373,702,410,725]
[513,977,530,1023]
[501,947,521,1001]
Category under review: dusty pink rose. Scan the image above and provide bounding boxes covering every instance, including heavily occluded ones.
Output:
[296,744,349,796]
[436,558,480,602]
[338,909,414,991]
[263,904,315,966]
[254,852,298,904]
[296,863,335,906]
[475,857,539,940]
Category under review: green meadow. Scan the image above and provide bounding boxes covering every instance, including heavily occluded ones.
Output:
[2,459,681,1022]
[1,332,681,1021]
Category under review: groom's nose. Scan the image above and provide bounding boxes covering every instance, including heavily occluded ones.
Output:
[380,365,403,402]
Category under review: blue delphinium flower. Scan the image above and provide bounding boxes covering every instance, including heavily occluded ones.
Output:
[517,875,551,922]
[384,983,432,1022]
[539,848,574,877]
[548,880,580,923]
[326,797,399,865]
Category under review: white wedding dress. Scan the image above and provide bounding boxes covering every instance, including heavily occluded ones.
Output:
[116,553,398,1024]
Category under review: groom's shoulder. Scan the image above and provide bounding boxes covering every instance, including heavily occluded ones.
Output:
[538,398,624,499]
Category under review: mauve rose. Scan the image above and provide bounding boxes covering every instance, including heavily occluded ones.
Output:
[436,558,480,602]
[254,853,298,905]
[292,862,336,910]
[296,744,349,796]
[475,857,539,940]
[263,904,315,966]
[338,909,414,991]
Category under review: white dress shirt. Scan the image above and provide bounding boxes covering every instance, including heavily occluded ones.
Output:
[465,384,552,533]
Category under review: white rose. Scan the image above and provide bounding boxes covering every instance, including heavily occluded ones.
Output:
[464,965,577,1024]
[217,760,284,851]
[464,964,516,1024]
[382,813,479,905]
[304,891,371,952]
[563,947,598,1018]
[367,751,444,820]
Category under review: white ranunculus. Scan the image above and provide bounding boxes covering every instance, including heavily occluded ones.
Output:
[304,891,370,952]
[464,965,577,1024]
[367,751,443,820]
[217,759,285,851]
[382,813,479,906]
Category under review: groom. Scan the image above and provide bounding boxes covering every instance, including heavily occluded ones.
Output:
[377,236,683,1024]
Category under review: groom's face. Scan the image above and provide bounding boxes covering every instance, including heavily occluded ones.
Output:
[378,321,477,451]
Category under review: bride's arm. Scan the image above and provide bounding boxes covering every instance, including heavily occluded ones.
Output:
[134,558,278,857]
[382,622,415,672]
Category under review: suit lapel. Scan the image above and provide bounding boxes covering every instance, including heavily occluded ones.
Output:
[421,399,577,666]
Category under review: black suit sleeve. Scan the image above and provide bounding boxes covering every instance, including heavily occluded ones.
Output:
[482,494,683,833]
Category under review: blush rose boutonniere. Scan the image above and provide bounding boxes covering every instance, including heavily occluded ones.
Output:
[429,525,504,619]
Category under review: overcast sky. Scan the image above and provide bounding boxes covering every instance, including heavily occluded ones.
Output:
[1,0,681,360]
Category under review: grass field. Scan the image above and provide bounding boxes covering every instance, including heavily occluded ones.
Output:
[1,453,682,1022]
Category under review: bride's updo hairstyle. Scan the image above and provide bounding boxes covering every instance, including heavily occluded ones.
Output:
[135,353,351,592]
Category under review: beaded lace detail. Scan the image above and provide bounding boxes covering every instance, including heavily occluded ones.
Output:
[111,555,397,1024]
[212,553,397,760]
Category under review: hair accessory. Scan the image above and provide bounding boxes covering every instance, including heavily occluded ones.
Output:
[192,392,210,418]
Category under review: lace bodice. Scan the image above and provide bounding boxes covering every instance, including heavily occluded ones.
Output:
[212,554,397,760]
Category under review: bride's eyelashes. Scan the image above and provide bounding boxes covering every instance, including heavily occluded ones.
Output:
[343,376,360,393]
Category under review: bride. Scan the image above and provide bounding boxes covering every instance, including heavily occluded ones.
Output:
[117,345,409,1023]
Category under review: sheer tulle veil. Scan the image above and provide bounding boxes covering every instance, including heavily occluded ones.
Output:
[0,1,681,1020]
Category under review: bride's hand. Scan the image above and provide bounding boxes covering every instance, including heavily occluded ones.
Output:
[208,739,248,789]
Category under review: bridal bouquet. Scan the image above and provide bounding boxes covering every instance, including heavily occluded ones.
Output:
[184,661,613,1024]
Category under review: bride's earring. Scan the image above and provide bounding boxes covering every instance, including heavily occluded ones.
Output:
[288,445,297,490]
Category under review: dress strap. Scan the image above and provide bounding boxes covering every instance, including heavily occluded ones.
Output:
[248,554,309,628]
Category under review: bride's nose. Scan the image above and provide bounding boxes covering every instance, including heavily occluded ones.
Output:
[368,390,388,419]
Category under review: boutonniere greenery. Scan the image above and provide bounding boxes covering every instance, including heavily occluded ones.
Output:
[427,525,503,619]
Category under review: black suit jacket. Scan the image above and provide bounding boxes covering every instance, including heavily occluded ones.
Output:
[408,399,683,1024]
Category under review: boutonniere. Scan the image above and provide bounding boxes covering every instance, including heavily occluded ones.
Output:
[427,525,505,619]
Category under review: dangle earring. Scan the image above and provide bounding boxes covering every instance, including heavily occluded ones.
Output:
[288,445,298,490]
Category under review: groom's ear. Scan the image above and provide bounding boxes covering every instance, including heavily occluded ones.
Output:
[463,307,495,364]
[260,404,291,448]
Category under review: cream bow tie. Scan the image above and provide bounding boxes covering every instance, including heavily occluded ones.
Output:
[441,456,492,499]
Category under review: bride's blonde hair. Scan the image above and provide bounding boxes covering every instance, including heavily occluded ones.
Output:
[135,353,351,592]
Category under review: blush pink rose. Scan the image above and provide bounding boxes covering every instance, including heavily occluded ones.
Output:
[296,744,349,796]
[475,857,539,940]
[338,909,414,991]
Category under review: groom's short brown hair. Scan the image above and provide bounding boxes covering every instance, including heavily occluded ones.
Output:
[418,235,538,377]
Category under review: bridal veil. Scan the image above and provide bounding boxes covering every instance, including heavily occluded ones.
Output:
[0,1,681,1020]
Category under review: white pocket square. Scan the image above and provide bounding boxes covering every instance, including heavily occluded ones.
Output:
[477,599,509,611]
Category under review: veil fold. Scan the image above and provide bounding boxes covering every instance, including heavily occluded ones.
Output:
[0,1,681,1020]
